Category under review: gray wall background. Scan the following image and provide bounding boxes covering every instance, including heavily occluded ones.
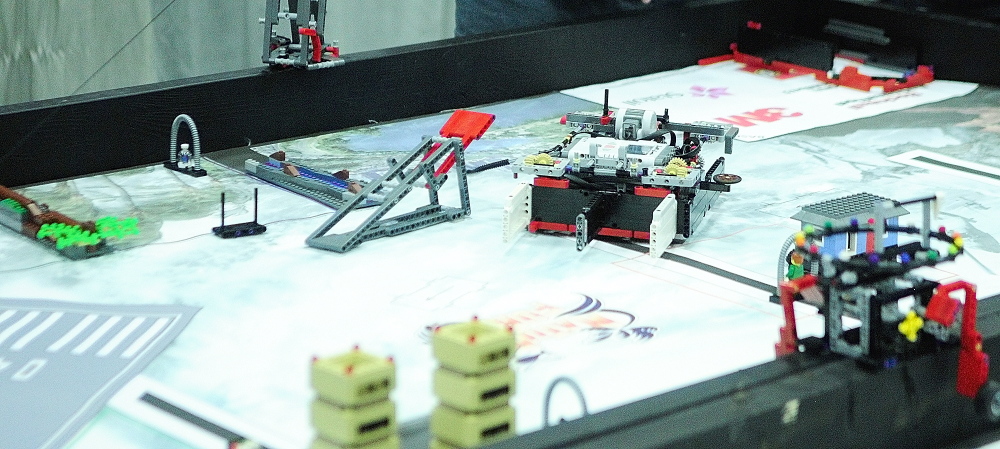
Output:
[0,0,456,106]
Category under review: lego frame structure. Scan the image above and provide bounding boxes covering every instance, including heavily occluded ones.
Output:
[2,1,1000,448]
[260,0,343,69]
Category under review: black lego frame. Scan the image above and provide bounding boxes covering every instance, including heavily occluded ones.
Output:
[3,0,1000,188]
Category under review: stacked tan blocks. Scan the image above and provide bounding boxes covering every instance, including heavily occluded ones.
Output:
[310,348,400,449]
[430,318,516,448]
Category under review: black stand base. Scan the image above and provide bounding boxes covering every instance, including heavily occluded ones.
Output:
[164,162,207,177]
[212,222,266,239]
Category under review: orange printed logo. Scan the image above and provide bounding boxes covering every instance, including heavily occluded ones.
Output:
[424,295,655,364]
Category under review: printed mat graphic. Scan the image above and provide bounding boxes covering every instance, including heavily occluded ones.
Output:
[0,299,198,449]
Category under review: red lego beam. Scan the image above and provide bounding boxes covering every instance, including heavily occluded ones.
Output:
[931,281,990,399]
[440,110,496,147]
[426,110,496,178]
[701,43,934,92]
[775,274,818,357]
[298,27,324,63]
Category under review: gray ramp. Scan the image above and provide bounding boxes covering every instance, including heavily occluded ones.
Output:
[0,298,199,449]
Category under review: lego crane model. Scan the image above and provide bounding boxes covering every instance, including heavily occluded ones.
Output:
[260,0,343,69]
[503,90,740,257]
[776,194,1000,420]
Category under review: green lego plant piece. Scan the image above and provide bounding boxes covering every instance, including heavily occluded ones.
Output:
[65,228,98,249]
[432,318,515,374]
[95,216,140,240]
[310,434,400,449]
[0,198,26,214]
[312,349,396,406]
[55,228,80,249]
[311,398,396,446]
[36,222,64,239]
[434,367,515,412]
[430,404,515,448]
[37,222,101,249]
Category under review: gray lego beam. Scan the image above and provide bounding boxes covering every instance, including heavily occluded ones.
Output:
[664,122,739,154]
[306,136,470,253]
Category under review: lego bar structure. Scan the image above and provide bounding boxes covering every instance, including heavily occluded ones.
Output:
[4,0,1000,188]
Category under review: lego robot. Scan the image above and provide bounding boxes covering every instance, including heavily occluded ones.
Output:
[503,91,740,257]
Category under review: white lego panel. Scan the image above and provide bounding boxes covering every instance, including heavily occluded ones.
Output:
[649,194,677,258]
[502,183,531,244]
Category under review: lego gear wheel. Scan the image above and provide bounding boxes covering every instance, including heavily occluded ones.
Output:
[713,173,742,184]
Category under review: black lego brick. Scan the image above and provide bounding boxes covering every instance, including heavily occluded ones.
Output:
[530,186,665,232]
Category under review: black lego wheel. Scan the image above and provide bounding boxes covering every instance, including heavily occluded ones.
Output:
[976,380,1000,424]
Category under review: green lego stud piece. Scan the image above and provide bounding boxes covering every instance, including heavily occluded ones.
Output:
[434,367,515,412]
[311,398,396,446]
[432,317,515,375]
[430,404,515,448]
[312,348,396,406]
[310,434,401,449]
[0,198,26,214]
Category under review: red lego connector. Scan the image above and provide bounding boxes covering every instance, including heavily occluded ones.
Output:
[533,177,570,189]
[635,186,671,198]
[298,28,324,63]
[926,292,961,326]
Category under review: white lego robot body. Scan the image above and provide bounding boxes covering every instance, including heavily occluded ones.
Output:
[565,136,670,177]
